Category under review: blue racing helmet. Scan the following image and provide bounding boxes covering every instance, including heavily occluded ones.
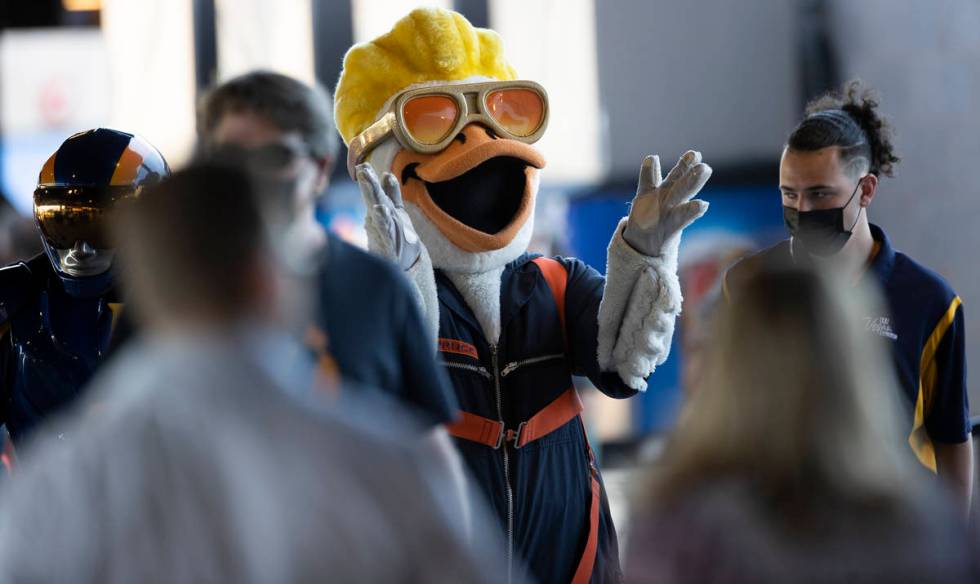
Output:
[33,128,169,295]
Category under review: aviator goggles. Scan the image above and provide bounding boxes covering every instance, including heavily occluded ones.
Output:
[347,80,549,177]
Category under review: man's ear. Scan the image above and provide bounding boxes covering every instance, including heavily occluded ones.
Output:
[860,173,879,207]
[313,156,333,193]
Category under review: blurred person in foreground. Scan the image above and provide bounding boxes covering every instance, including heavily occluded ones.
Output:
[627,264,977,583]
[0,164,499,583]
[725,81,972,512]
[196,72,471,528]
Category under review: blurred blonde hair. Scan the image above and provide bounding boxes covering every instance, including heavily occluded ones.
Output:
[653,262,919,508]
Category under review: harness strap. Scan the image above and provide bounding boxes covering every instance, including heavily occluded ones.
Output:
[532,257,568,339]
[446,411,505,448]
[447,388,583,449]
[531,257,601,584]
[571,422,600,584]
[515,387,582,448]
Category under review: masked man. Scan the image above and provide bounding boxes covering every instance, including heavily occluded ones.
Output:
[725,82,972,514]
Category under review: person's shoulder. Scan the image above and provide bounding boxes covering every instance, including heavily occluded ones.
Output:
[724,240,792,300]
[552,254,594,276]
[0,254,49,323]
[517,252,596,281]
[885,249,964,339]
[322,381,428,442]
[324,233,393,274]
[890,250,959,309]
[324,233,370,263]
[728,240,791,275]
[322,234,413,297]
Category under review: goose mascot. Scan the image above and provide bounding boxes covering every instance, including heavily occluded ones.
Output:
[335,8,711,583]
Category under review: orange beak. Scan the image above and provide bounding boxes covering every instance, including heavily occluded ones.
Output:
[393,124,546,253]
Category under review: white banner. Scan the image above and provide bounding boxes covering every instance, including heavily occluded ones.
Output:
[0,29,112,212]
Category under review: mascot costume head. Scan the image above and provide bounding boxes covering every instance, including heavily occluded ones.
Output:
[336,9,548,278]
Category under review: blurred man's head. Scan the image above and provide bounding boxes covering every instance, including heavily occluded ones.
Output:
[115,164,275,333]
[197,72,338,262]
[657,261,917,508]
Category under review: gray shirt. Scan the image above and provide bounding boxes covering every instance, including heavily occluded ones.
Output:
[0,333,496,583]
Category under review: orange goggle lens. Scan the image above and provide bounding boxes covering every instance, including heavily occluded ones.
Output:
[402,95,460,145]
[485,88,545,137]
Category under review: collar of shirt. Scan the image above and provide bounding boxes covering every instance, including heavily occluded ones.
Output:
[863,223,897,286]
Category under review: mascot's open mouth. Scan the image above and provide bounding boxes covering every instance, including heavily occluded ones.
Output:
[405,156,527,235]
[391,125,545,253]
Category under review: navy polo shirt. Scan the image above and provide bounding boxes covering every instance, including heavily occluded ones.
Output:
[726,224,969,470]
[316,233,458,428]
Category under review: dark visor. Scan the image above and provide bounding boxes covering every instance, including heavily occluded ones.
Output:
[33,185,140,250]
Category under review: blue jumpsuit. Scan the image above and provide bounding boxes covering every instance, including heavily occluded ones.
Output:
[0,254,119,446]
[436,253,637,584]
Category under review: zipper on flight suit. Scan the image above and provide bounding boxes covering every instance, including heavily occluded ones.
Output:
[498,351,566,582]
[490,343,515,584]
[500,353,565,378]
[440,360,492,379]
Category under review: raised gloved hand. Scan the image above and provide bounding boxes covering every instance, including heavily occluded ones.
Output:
[622,151,712,257]
[356,163,423,271]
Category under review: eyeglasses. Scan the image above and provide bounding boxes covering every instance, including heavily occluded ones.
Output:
[206,142,313,175]
[347,80,549,177]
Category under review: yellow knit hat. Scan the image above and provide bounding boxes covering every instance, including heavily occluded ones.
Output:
[334,7,517,145]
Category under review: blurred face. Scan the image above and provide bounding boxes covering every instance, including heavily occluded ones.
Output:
[210,109,328,224]
[210,109,329,271]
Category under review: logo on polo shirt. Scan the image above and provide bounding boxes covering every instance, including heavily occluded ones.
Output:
[864,316,898,340]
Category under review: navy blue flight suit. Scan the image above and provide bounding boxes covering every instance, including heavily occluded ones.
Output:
[437,253,638,584]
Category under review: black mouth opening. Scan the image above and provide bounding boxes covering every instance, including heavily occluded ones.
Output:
[410,156,528,235]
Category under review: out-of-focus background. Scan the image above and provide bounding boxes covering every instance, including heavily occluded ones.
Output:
[2,0,979,458]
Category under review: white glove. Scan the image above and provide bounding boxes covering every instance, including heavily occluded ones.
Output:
[356,163,423,271]
[622,151,711,257]
[355,164,440,344]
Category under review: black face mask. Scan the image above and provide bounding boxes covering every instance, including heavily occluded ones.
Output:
[783,179,863,257]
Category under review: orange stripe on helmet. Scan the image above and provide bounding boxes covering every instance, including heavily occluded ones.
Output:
[110,145,146,186]
[38,153,57,186]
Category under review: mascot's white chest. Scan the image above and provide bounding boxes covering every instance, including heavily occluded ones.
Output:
[404,201,535,345]
[446,267,505,344]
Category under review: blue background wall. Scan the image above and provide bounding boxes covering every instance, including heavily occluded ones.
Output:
[567,184,786,434]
